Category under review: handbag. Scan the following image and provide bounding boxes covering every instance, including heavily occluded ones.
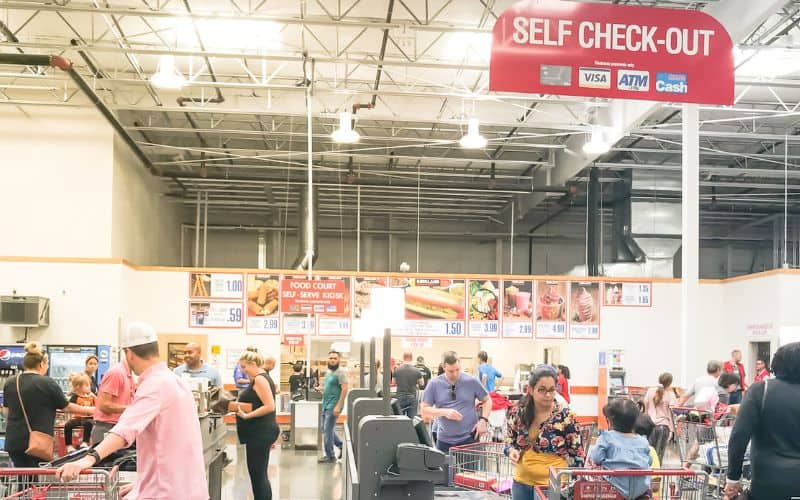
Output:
[15,374,55,461]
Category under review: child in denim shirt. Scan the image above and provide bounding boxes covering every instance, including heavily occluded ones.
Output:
[590,399,652,499]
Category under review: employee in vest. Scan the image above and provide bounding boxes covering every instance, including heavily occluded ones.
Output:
[91,352,135,444]
[174,342,222,387]
[394,352,424,418]
[57,322,207,500]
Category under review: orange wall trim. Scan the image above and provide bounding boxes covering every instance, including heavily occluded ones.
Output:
[571,386,599,395]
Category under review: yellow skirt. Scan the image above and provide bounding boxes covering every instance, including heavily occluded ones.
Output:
[513,449,568,487]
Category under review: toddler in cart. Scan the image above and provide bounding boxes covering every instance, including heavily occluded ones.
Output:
[588,399,653,500]
[64,372,96,452]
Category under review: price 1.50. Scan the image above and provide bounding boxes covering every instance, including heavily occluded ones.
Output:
[445,322,464,336]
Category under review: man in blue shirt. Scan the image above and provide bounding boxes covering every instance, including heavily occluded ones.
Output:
[476,350,502,392]
[173,342,222,387]
[422,351,492,454]
[319,350,348,463]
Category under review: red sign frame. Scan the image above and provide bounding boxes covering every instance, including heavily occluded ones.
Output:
[280,278,348,315]
[489,0,734,105]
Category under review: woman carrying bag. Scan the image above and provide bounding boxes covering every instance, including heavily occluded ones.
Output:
[1,342,94,466]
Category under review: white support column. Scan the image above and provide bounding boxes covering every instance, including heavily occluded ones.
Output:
[681,103,700,387]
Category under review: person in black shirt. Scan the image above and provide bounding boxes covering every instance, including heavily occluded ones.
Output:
[84,355,99,395]
[235,350,280,500]
[394,352,423,418]
[725,342,800,499]
[288,362,306,400]
[415,356,432,390]
[2,342,94,467]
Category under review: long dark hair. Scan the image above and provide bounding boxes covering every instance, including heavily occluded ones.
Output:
[654,372,673,406]
[558,365,571,379]
[519,366,558,428]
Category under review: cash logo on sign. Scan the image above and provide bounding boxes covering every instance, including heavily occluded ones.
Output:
[656,72,688,94]
[617,70,650,92]
[579,67,611,89]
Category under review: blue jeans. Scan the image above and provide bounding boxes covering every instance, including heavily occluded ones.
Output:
[395,393,418,418]
[512,481,540,500]
[321,409,342,459]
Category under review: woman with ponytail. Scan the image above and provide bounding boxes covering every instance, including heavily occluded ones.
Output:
[643,372,678,462]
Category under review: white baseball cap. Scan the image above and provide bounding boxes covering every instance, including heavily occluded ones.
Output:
[120,322,158,348]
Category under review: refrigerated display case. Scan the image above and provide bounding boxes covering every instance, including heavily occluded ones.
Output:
[46,345,111,393]
[0,345,26,434]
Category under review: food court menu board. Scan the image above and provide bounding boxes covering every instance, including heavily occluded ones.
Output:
[401,278,466,337]
[501,280,534,338]
[570,282,600,340]
[280,275,316,336]
[604,282,652,307]
[190,273,245,299]
[316,276,352,337]
[189,300,244,328]
[245,274,280,335]
[467,280,500,338]
[535,281,568,339]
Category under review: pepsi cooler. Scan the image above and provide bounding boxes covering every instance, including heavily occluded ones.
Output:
[46,345,111,393]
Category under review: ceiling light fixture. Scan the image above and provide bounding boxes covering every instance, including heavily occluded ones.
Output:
[150,55,186,89]
[459,118,488,149]
[331,111,360,143]
[582,125,611,155]
[735,46,800,79]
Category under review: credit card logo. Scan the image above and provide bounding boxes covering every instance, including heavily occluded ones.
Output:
[540,65,572,86]
[579,67,611,89]
[656,72,688,94]
[617,70,650,92]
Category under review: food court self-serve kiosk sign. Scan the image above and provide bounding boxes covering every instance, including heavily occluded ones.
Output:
[490,0,734,105]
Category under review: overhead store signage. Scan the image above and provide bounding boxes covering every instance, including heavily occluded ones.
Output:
[400,278,467,338]
[280,278,348,315]
[189,300,244,328]
[467,280,500,338]
[604,282,652,307]
[570,282,601,340]
[246,274,280,335]
[489,0,734,105]
[190,272,244,299]
[316,277,352,336]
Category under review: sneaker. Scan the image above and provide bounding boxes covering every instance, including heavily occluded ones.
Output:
[337,446,343,459]
[317,456,336,464]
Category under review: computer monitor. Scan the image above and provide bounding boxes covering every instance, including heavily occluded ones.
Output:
[412,416,434,447]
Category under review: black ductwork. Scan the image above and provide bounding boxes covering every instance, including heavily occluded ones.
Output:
[586,167,601,276]
[291,186,319,270]
[0,53,155,174]
[612,170,646,262]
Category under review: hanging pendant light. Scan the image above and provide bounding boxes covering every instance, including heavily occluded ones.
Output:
[150,55,186,90]
[459,117,488,149]
[331,111,360,143]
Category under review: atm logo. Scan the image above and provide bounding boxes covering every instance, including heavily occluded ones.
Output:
[656,72,688,94]
[579,67,611,89]
[617,70,650,92]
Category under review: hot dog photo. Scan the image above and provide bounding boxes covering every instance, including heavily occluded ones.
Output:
[404,278,466,321]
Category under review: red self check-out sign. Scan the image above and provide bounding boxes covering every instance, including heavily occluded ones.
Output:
[489,0,734,105]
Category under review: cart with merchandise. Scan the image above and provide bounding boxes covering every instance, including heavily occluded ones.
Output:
[0,466,121,499]
[579,423,597,458]
[534,468,709,499]
[449,442,513,497]
[671,407,740,498]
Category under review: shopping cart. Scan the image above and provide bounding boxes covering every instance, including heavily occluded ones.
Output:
[535,468,708,499]
[580,423,597,457]
[671,407,736,498]
[449,442,512,497]
[0,466,120,499]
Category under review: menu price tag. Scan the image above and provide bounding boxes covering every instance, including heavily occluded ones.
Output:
[503,321,533,339]
[318,318,351,337]
[536,322,567,339]
[604,282,652,307]
[282,315,315,335]
[469,321,500,338]
[571,324,600,340]
[401,320,466,338]
[189,301,244,328]
[190,273,244,299]
[247,316,279,335]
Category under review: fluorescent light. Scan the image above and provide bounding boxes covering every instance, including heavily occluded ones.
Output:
[171,18,282,51]
[735,47,800,78]
[459,118,488,149]
[583,126,610,155]
[331,111,360,143]
[445,32,492,63]
[150,55,186,89]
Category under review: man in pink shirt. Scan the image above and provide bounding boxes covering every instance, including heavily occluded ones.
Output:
[91,356,135,444]
[58,322,207,500]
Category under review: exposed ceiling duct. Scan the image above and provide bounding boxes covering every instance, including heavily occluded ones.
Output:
[291,185,319,271]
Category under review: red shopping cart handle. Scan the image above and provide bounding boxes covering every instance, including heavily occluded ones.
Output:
[560,469,700,477]
[0,468,113,476]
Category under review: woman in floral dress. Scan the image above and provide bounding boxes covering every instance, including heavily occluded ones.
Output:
[506,366,584,500]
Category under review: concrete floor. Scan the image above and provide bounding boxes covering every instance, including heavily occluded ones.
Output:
[220,431,345,500]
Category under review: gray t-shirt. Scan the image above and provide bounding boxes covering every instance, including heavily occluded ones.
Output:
[394,363,422,395]
[422,373,488,444]
[685,374,724,406]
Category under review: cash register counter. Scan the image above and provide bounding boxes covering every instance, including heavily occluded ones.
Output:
[199,414,228,500]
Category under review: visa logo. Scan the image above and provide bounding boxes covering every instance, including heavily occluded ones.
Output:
[656,72,688,94]
[579,67,611,89]
[617,70,650,92]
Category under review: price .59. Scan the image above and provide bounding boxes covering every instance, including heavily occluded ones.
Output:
[228,307,243,323]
